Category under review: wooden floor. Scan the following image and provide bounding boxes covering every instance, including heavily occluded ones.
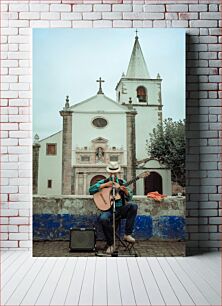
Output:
[1,251,221,305]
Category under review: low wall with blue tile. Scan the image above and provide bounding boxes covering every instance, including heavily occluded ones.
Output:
[33,195,185,241]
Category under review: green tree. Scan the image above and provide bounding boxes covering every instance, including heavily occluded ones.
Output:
[146,118,185,187]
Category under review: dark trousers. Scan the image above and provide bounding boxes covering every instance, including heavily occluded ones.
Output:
[99,202,138,246]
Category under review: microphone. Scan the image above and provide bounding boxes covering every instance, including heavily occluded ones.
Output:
[111,174,116,197]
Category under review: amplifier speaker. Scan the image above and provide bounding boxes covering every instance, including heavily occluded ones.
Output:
[69,228,96,252]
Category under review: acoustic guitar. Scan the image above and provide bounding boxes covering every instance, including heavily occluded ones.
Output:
[93,171,150,211]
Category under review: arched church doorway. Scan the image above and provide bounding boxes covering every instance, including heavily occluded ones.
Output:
[144,171,162,194]
[90,175,106,186]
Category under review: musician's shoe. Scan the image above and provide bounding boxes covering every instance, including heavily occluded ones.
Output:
[106,245,114,254]
[124,235,135,243]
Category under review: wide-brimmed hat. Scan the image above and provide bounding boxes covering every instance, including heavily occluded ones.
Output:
[106,161,121,173]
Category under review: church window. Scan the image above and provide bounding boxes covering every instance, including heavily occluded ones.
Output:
[46,143,57,155]
[92,117,108,128]
[81,155,90,162]
[48,180,52,188]
[137,86,147,102]
[110,155,118,162]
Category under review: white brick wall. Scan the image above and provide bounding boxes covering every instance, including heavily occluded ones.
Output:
[1,0,221,254]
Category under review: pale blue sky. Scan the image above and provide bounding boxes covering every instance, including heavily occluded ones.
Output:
[33,28,186,139]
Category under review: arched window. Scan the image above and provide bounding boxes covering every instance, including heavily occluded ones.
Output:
[137,86,147,102]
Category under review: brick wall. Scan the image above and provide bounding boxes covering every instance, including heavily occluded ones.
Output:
[1,0,221,254]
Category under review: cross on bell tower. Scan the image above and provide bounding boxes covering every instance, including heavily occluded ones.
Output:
[135,29,138,39]
[96,77,105,94]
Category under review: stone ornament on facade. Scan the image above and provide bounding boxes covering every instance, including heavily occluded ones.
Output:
[33,134,41,195]
[60,97,73,195]
[96,147,104,163]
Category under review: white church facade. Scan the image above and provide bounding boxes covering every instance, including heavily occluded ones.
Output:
[33,34,172,196]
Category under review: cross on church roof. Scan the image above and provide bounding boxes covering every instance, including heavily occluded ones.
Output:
[135,29,138,39]
[96,77,105,94]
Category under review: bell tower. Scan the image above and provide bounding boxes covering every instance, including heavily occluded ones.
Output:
[116,32,163,160]
[115,33,162,108]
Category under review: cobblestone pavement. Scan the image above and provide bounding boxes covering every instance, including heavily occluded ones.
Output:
[33,240,186,257]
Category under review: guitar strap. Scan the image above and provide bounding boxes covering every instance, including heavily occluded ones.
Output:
[104,178,110,184]
[117,178,126,206]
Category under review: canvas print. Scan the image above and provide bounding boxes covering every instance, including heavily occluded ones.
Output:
[33,29,186,257]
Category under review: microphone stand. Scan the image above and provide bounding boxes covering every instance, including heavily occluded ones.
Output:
[111,175,118,257]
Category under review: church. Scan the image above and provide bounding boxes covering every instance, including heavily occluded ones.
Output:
[33,33,172,196]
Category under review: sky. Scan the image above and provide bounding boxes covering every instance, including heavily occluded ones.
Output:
[33,28,186,140]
